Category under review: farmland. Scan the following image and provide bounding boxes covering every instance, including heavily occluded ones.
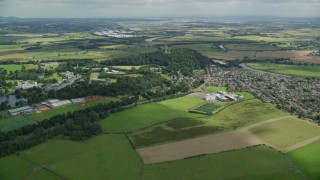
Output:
[246,62,320,78]
[100,96,206,133]
[129,99,288,148]
[0,116,37,132]
[142,145,303,180]
[288,140,320,180]
[249,117,320,148]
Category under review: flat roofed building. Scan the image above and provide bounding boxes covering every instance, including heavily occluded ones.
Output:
[8,106,33,116]
[71,98,85,104]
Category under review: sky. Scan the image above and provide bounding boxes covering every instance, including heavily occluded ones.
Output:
[0,0,319,18]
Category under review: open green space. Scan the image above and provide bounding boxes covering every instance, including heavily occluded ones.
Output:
[249,117,320,148]
[100,96,206,133]
[288,140,320,180]
[130,98,288,147]
[204,86,227,92]
[0,135,143,180]
[143,145,303,180]
[0,116,37,132]
[246,62,320,78]
[27,97,118,122]
[191,103,220,115]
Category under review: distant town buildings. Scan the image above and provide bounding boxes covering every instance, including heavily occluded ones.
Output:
[16,81,40,90]
[204,91,243,102]
[93,30,136,38]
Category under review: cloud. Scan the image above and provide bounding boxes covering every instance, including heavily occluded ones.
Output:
[0,0,319,18]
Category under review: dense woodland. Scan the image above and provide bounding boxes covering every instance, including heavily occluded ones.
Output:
[101,49,208,76]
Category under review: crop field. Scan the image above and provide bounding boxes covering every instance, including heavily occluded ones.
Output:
[27,97,118,122]
[191,103,220,115]
[100,96,206,133]
[249,117,320,148]
[225,43,281,51]
[0,135,143,180]
[246,62,320,78]
[129,99,288,147]
[288,140,320,180]
[142,145,303,180]
[256,50,320,64]
[0,116,37,132]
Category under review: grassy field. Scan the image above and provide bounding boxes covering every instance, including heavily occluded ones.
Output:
[249,117,320,148]
[0,116,37,132]
[111,66,143,70]
[288,140,320,180]
[130,99,288,148]
[0,135,143,180]
[100,96,206,133]
[27,97,118,122]
[247,62,320,78]
[143,145,303,180]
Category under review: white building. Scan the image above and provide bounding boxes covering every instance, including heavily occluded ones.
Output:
[8,106,33,116]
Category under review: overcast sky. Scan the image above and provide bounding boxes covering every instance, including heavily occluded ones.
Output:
[0,0,319,18]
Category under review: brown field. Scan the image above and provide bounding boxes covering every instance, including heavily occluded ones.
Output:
[256,50,320,64]
[137,128,262,164]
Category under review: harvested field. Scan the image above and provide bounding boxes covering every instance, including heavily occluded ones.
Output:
[256,50,320,64]
[137,128,262,164]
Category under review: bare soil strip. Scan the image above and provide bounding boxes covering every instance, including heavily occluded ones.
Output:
[137,129,263,164]
[137,115,320,164]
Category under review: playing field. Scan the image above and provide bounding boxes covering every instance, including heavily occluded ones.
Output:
[142,145,303,180]
[0,135,143,180]
[204,86,227,92]
[249,117,320,148]
[288,140,320,180]
[27,97,118,122]
[100,96,206,133]
[0,116,37,132]
[246,62,320,78]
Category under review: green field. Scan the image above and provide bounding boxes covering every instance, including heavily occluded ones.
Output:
[192,103,220,115]
[0,135,142,180]
[27,97,118,122]
[249,117,320,148]
[204,86,227,92]
[100,96,206,133]
[0,116,37,132]
[246,62,320,78]
[288,140,320,180]
[130,99,288,147]
[143,145,303,180]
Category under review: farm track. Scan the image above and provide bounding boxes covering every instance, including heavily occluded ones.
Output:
[137,115,320,164]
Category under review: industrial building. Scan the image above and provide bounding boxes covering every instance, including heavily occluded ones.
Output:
[45,99,72,108]
[204,91,244,102]
[71,98,85,104]
[8,106,34,116]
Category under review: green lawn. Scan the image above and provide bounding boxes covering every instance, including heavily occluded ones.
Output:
[204,86,227,92]
[100,96,206,133]
[249,117,320,148]
[0,116,37,132]
[27,97,118,122]
[0,135,142,180]
[0,64,22,72]
[246,62,320,78]
[143,145,303,180]
[288,140,320,180]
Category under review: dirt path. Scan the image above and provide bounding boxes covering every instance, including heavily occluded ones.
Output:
[136,115,319,164]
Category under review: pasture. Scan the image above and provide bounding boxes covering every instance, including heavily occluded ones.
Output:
[129,99,288,147]
[256,50,320,64]
[204,86,227,92]
[247,62,320,77]
[288,140,320,180]
[142,145,303,180]
[249,117,320,148]
[0,135,143,180]
[100,96,206,133]
[0,116,37,132]
[111,65,143,70]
